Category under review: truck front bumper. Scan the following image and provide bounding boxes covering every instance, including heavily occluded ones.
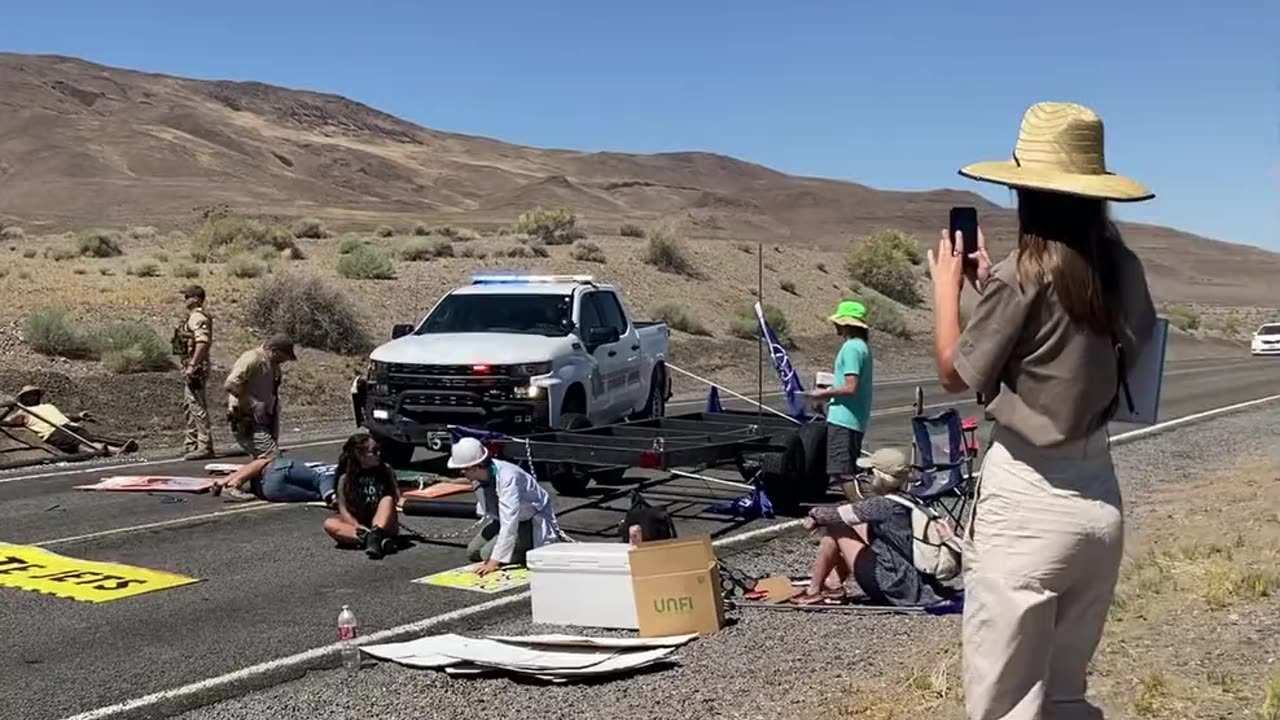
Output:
[352,376,550,448]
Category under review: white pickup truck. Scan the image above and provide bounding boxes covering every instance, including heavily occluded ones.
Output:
[352,274,672,466]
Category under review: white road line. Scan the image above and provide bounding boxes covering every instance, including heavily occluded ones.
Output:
[30,503,294,548]
[58,391,1280,720]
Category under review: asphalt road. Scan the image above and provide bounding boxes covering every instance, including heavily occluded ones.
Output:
[0,356,1275,720]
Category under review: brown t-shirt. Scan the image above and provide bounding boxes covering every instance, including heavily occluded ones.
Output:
[954,245,1157,447]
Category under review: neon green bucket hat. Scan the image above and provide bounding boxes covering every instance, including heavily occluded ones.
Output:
[828,300,869,329]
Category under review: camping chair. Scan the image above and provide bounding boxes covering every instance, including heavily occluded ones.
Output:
[905,407,978,534]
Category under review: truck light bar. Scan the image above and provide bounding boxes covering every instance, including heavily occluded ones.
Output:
[469,274,595,285]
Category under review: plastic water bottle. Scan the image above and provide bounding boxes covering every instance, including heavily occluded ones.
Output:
[337,605,360,670]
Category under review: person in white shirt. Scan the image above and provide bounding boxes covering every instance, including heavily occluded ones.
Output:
[448,437,563,575]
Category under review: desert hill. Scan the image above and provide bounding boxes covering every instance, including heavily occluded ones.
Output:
[1,52,1277,306]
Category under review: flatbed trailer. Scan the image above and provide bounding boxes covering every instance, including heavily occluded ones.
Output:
[491,409,830,515]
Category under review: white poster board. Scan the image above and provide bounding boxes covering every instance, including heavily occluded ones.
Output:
[1113,318,1169,426]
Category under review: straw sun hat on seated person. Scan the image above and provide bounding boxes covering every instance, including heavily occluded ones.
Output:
[960,102,1153,202]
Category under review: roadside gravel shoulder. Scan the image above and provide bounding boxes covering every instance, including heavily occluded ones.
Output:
[176,402,1280,720]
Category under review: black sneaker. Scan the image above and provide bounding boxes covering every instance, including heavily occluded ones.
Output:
[364,527,385,560]
[379,531,398,556]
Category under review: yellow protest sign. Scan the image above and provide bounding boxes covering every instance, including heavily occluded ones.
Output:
[0,542,201,603]
[412,563,530,594]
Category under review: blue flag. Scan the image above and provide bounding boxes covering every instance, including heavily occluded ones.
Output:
[754,302,808,420]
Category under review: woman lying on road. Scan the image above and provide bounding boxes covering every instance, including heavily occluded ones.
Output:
[322,433,402,559]
[212,454,337,505]
[799,447,954,607]
[448,437,562,576]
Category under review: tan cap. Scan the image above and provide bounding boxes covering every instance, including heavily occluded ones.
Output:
[15,385,43,404]
[856,447,911,480]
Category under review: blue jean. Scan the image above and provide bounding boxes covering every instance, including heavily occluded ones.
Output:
[259,459,336,503]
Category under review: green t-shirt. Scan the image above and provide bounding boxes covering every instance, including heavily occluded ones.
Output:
[827,337,873,432]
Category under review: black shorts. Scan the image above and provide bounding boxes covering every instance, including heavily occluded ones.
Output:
[826,424,864,477]
[45,428,85,454]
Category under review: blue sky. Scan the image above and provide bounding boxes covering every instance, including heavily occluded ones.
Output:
[3,0,1276,250]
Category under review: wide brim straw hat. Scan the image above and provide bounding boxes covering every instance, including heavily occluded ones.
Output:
[829,300,869,329]
[959,102,1154,202]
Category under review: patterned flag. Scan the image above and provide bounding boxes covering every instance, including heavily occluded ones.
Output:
[753,302,808,420]
[705,386,724,413]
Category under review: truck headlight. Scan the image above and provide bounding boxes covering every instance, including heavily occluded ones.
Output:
[513,385,543,399]
[368,360,390,381]
[511,362,552,377]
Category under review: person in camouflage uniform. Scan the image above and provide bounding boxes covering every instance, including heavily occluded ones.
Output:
[175,285,215,460]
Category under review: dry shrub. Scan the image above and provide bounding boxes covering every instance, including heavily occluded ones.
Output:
[290,217,330,239]
[0,225,25,241]
[847,228,923,306]
[652,303,711,337]
[76,229,125,258]
[619,223,644,238]
[23,308,97,360]
[247,273,370,354]
[374,225,396,238]
[338,236,367,255]
[192,216,297,263]
[126,260,161,278]
[127,226,158,240]
[515,207,583,246]
[172,263,200,279]
[459,246,488,259]
[95,321,171,374]
[227,255,267,279]
[643,224,701,278]
[860,293,911,338]
[571,241,606,264]
[779,279,798,295]
[47,246,77,262]
[412,222,431,236]
[729,304,790,345]
[337,246,395,280]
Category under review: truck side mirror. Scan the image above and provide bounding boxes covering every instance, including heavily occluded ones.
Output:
[391,323,414,339]
[585,326,619,348]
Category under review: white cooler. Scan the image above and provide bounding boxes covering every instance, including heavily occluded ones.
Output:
[526,542,638,630]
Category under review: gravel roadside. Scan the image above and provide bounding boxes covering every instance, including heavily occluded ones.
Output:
[175,401,1280,720]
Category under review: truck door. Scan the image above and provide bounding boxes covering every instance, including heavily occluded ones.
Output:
[593,290,645,415]
[575,291,626,422]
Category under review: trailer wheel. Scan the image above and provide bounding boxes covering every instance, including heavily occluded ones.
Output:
[759,450,804,516]
[541,413,593,496]
[794,421,829,501]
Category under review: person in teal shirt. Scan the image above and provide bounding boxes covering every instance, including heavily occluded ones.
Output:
[808,301,874,482]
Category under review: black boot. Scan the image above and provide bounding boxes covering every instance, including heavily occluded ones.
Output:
[364,527,385,559]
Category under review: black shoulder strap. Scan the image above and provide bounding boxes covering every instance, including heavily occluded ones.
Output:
[1098,332,1136,428]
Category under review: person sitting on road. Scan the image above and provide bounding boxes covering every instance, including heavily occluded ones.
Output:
[322,433,402,559]
[4,385,138,456]
[448,437,562,576]
[212,453,338,506]
[798,447,953,607]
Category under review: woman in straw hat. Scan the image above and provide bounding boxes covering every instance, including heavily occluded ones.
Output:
[927,102,1157,719]
[807,301,875,487]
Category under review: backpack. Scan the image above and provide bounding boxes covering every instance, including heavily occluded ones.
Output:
[620,489,677,543]
[883,494,962,581]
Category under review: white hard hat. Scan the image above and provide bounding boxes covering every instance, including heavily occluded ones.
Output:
[447,437,489,469]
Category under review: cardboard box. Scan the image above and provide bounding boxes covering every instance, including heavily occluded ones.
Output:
[628,535,724,637]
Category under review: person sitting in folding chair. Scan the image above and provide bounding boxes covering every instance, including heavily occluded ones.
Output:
[448,437,562,576]
[798,447,956,607]
[4,385,138,456]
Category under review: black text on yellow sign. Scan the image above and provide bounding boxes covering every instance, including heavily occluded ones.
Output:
[0,543,201,603]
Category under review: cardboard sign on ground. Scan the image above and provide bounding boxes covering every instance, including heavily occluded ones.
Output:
[753,575,802,604]
[402,482,472,500]
[628,535,725,638]
[75,476,215,493]
[412,563,531,594]
[0,542,201,603]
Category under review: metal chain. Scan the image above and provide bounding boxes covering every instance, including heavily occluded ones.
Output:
[399,517,488,542]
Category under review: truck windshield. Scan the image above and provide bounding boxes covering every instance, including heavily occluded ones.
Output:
[1260,324,1280,336]
[416,293,574,336]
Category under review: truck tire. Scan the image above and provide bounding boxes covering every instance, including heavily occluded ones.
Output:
[759,450,803,516]
[636,366,667,420]
[375,436,415,469]
[541,413,593,496]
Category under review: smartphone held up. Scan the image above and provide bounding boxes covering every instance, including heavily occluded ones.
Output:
[948,206,979,259]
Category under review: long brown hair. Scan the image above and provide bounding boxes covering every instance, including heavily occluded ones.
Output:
[1015,189,1124,336]
[336,432,395,507]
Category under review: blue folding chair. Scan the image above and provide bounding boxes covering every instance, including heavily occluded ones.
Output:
[907,408,976,532]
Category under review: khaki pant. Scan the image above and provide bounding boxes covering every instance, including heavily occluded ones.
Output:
[962,427,1123,720]
[183,378,213,454]
[229,410,278,459]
